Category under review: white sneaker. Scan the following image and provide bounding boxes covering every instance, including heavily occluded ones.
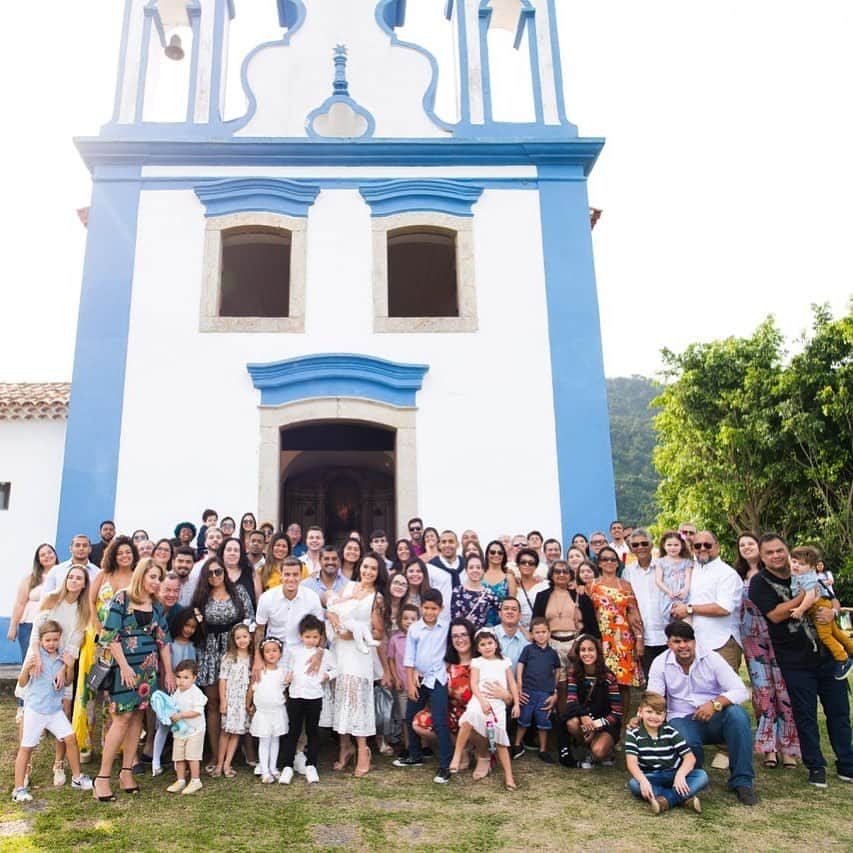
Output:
[152,765,163,777]
[253,764,263,776]
[12,788,32,803]
[305,765,319,784]
[279,767,294,785]
[580,754,594,770]
[181,779,203,795]
[53,764,67,787]
[166,780,187,793]
[293,752,307,775]
[71,774,93,791]
[711,752,730,770]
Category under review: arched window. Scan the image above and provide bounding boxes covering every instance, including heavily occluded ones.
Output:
[387,227,458,318]
[219,226,291,318]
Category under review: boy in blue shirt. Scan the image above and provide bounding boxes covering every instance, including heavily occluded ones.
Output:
[13,621,92,803]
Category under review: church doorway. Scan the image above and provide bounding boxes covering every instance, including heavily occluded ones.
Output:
[280,422,395,547]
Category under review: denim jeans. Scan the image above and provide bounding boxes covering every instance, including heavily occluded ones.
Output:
[406,681,452,770]
[782,655,853,776]
[628,768,709,807]
[17,623,32,663]
[669,705,755,789]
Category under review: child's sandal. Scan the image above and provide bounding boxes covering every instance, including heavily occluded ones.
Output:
[223,767,237,778]
[209,767,222,778]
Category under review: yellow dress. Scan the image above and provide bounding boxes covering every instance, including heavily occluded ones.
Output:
[72,580,115,751]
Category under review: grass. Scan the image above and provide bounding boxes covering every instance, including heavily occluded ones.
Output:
[0,697,850,853]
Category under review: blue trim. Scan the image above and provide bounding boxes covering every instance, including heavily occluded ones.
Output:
[209,0,228,124]
[374,1,454,134]
[277,0,304,28]
[111,0,134,124]
[380,0,407,28]
[135,8,155,122]
[0,619,20,664]
[146,1,167,47]
[56,168,143,551]
[359,179,483,217]
[247,354,429,409]
[523,9,545,124]
[306,46,376,140]
[186,1,202,123]
[477,3,493,124]
[446,0,471,124]
[546,0,570,126]
[132,176,538,191]
[194,177,320,217]
[76,137,604,171]
[536,164,615,541]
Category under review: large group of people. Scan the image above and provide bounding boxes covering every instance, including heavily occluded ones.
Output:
[8,512,852,814]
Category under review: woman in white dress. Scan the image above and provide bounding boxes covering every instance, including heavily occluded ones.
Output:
[327,552,389,778]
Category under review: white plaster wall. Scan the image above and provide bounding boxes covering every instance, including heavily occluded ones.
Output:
[114,174,561,541]
[0,420,66,617]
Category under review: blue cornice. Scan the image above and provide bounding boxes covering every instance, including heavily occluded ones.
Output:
[75,138,604,175]
[359,179,483,217]
[194,177,320,217]
[247,353,430,409]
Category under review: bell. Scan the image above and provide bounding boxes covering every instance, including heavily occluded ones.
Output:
[164,34,184,61]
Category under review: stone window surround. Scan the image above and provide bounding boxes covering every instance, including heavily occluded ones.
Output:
[257,398,418,539]
[199,211,307,333]
[370,211,478,333]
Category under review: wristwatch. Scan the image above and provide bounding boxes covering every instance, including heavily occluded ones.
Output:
[686,604,694,616]
[712,699,723,712]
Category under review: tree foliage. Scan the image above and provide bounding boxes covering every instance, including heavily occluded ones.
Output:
[652,303,852,575]
[607,376,660,525]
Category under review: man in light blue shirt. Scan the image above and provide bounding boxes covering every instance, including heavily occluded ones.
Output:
[394,589,452,783]
[493,597,530,673]
[300,546,348,608]
[41,535,99,599]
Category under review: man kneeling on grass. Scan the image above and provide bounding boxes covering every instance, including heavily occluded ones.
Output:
[625,691,708,814]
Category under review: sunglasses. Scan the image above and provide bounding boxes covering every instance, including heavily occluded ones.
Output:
[598,556,619,563]
[518,559,536,567]
[552,568,570,575]
[488,549,503,556]
[631,541,650,548]
[590,540,607,546]
[693,542,714,550]
[209,568,224,576]
[409,526,422,532]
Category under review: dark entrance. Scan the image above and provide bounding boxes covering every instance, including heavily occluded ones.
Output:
[280,422,395,547]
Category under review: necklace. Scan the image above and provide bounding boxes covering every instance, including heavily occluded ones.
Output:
[552,589,573,620]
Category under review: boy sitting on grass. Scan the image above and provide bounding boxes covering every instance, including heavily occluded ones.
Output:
[625,691,708,814]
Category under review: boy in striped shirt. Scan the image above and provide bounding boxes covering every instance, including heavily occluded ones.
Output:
[625,691,709,814]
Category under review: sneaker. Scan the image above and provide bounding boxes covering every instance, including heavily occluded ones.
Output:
[433,768,452,784]
[601,755,616,767]
[151,766,163,777]
[682,795,702,814]
[808,768,827,788]
[711,752,730,770]
[510,745,525,760]
[166,780,187,793]
[834,659,852,680]
[71,774,93,791]
[559,748,578,769]
[650,795,669,814]
[396,748,409,760]
[538,751,555,765]
[837,772,853,783]
[181,779,203,795]
[253,764,263,776]
[393,756,424,767]
[11,787,32,803]
[279,767,294,785]
[293,752,307,775]
[580,753,594,770]
[53,764,67,787]
[735,785,758,806]
[305,765,320,784]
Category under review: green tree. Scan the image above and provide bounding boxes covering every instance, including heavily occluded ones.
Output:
[607,376,660,525]
[652,318,796,549]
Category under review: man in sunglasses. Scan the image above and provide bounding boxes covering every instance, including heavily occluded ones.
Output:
[670,532,742,675]
[624,528,668,678]
[407,517,425,556]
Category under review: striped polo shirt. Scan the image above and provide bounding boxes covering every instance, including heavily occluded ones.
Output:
[624,722,690,772]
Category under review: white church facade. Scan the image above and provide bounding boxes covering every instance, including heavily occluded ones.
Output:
[52,0,615,561]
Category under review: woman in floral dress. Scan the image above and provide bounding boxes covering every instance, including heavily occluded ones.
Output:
[589,546,644,722]
[92,558,173,801]
[735,532,800,768]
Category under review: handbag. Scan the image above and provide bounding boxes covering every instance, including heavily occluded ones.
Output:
[85,657,113,693]
[373,684,400,740]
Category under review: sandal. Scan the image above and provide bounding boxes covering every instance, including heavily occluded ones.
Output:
[472,757,492,781]
[209,767,222,778]
[763,754,778,769]
[782,758,798,769]
[119,767,140,794]
[223,767,237,778]
[333,748,355,771]
[93,775,116,802]
[354,746,372,778]
[204,763,217,775]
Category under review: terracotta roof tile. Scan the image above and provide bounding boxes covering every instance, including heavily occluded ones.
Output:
[0,383,71,421]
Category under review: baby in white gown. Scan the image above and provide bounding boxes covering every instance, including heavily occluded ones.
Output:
[328,594,379,654]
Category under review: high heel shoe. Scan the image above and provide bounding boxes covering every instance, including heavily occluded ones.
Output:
[353,746,372,778]
[120,767,140,794]
[93,775,116,802]
[333,748,355,771]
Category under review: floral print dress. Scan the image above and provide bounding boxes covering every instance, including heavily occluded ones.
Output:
[589,581,642,688]
[98,590,171,713]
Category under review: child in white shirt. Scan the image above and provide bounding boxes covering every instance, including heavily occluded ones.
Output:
[165,660,208,795]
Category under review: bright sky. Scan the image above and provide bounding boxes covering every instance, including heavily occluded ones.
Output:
[1,1,850,382]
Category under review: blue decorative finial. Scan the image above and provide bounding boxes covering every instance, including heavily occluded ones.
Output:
[333,45,349,96]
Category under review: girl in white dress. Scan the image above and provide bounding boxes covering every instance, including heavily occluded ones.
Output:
[450,628,520,790]
[214,624,253,778]
[247,638,288,783]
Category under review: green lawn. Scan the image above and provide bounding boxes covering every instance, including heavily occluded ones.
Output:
[0,697,850,853]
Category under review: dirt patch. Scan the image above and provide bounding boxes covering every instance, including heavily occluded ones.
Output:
[312,823,362,847]
[0,818,31,837]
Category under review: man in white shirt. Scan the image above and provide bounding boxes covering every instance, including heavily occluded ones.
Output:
[41,535,99,598]
[299,526,324,577]
[253,559,324,678]
[427,531,465,616]
[670,531,743,674]
[182,528,223,606]
[622,528,668,678]
[609,521,631,564]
